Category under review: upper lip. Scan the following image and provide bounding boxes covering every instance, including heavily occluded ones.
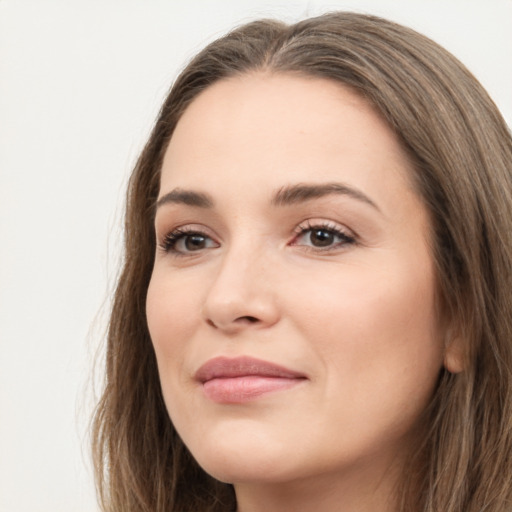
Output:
[195,356,306,383]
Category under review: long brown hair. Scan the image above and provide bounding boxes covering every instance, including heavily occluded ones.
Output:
[92,12,512,512]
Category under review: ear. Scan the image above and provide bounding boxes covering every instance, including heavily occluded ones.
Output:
[443,327,465,374]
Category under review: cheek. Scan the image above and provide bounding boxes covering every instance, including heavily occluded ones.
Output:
[146,270,201,384]
[292,257,443,426]
[146,269,205,432]
[296,259,438,344]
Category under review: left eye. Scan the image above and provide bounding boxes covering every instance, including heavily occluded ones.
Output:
[293,226,355,249]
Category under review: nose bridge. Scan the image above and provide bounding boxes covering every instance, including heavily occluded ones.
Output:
[202,234,278,330]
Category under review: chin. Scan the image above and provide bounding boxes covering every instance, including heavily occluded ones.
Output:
[199,457,297,486]
[185,430,303,485]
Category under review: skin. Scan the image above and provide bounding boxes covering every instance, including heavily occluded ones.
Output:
[146,73,459,512]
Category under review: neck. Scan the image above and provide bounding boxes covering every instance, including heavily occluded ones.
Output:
[234,457,403,512]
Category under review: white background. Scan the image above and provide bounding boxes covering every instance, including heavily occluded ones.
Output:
[0,1,511,511]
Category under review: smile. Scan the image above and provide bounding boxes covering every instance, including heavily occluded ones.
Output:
[195,356,307,404]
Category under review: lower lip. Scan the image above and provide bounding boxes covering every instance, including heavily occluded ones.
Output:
[202,376,303,404]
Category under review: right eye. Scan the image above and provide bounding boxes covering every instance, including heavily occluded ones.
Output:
[160,228,219,255]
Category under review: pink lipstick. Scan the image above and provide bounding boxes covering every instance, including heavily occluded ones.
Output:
[195,356,306,404]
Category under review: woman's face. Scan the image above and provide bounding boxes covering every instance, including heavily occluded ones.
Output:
[147,73,451,486]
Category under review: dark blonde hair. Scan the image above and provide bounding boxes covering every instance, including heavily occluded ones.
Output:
[92,12,512,512]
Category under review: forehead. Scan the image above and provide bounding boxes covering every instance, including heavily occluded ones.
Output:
[160,72,415,212]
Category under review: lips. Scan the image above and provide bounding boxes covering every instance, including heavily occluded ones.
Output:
[195,356,307,404]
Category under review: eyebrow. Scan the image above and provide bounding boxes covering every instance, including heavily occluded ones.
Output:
[156,188,213,209]
[271,182,380,211]
[155,182,380,211]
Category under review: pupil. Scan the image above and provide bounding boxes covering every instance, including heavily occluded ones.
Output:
[185,235,206,250]
[311,229,334,247]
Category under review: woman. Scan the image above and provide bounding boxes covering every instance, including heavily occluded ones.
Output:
[92,11,512,512]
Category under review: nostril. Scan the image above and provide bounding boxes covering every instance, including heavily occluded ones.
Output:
[237,316,259,323]
[206,316,259,328]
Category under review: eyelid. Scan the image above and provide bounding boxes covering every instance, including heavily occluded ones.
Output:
[289,219,357,250]
[155,218,357,257]
[158,224,220,255]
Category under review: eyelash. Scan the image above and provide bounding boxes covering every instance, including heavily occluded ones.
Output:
[159,221,356,256]
[291,221,357,251]
[159,227,217,256]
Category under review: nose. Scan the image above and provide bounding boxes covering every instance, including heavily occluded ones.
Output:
[202,245,280,334]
